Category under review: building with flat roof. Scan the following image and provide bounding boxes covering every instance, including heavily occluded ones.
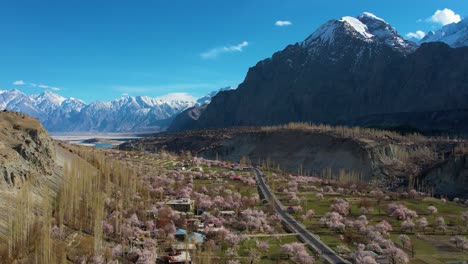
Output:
[167,198,194,213]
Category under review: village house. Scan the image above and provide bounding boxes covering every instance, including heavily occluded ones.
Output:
[164,251,192,264]
[166,198,194,213]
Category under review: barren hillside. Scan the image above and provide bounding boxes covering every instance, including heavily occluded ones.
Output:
[120,124,468,198]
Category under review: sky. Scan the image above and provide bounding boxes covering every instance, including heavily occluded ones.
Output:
[0,0,466,103]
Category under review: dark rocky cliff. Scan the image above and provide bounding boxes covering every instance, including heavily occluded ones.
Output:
[169,13,468,134]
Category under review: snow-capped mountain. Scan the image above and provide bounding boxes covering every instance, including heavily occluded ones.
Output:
[302,12,417,56]
[196,86,234,105]
[420,17,468,48]
[0,89,225,132]
[169,12,468,133]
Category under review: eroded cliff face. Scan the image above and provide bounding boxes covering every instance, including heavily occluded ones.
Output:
[121,128,466,197]
[0,111,62,241]
[0,111,57,188]
[421,153,468,198]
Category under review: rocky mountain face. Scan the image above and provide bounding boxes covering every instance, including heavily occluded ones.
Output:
[168,13,468,134]
[420,17,468,48]
[0,89,226,132]
[0,111,58,187]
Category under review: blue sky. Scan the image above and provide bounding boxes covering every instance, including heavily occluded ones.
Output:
[0,0,466,102]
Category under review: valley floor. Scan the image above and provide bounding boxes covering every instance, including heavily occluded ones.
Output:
[0,141,467,263]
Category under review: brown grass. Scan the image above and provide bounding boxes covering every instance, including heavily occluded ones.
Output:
[261,122,428,143]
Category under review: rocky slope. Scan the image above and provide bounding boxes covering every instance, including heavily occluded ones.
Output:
[0,110,62,239]
[168,13,468,134]
[120,126,468,198]
[0,111,58,186]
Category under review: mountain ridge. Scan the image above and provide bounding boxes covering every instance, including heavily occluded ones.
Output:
[420,17,468,47]
[168,13,468,133]
[0,88,230,132]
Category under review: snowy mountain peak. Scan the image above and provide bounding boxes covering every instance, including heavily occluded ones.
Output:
[302,13,415,53]
[35,91,66,105]
[340,16,374,40]
[420,17,468,48]
[196,86,234,105]
[358,12,386,23]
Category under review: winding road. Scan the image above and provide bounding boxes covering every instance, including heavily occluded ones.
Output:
[254,168,350,264]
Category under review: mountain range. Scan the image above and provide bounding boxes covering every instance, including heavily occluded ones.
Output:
[2,12,468,134]
[420,17,468,47]
[0,88,230,132]
[169,12,468,134]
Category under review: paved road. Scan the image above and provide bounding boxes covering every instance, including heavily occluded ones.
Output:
[254,168,350,264]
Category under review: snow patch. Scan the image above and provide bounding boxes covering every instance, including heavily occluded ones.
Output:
[360,12,386,22]
[340,16,374,39]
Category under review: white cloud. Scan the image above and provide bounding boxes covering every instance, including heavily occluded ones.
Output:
[122,93,129,97]
[13,80,60,91]
[155,92,197,102]
[275,20,292,26]
[200,41,249,59]
[429,8,461,25]
[37,84,60,90]
[115,83,213,94]
[406,30,426,40]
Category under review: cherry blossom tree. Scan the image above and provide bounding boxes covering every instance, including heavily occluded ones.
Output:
[256,240,270,253]
[293,250,315,264]
[427,205,438,216]
[449,236,468,250]
[401,219,415,233]
[225,248,239,259]
[366,242,383,254]
[360,207,369,215]
[301,209,316,221]
[224,231,242,249]
[102,221,114,237]
[398,234,411,248]
[387,204,417,220]
[111,244,123,258]
[280,244,294,255]
[320,212,345,232]
[434,216,447,233]
[383,246,409,264]
[416,217,428,233]
[248,248,261,264]
[375,220,393,235]
[239,208,272,233]
[361,256,378,264]
[291,205,304,214]
[460,211,468,226]
[136,249,156,264]
[330,198,351,216]
[288,180,298,192]
[350,244,378,264]
[281,243,314,263]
